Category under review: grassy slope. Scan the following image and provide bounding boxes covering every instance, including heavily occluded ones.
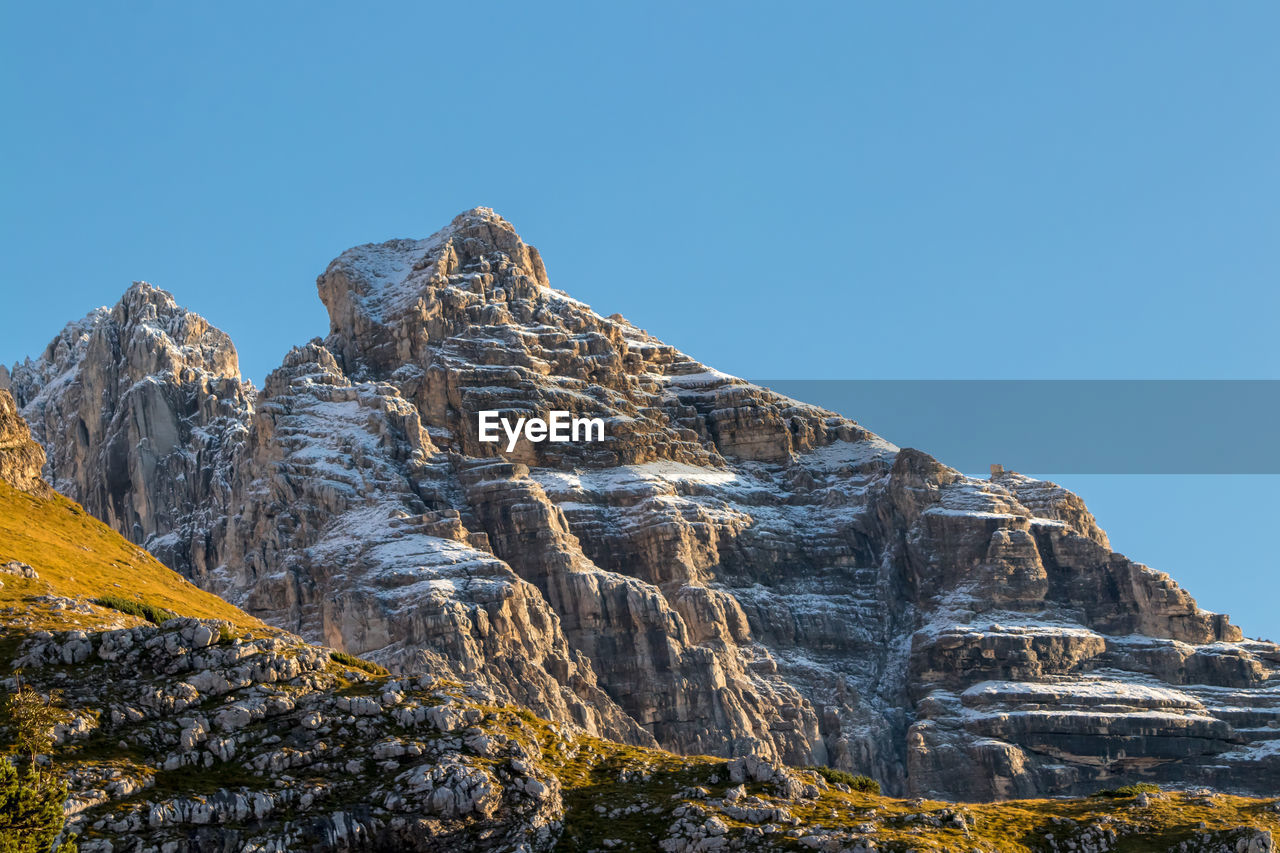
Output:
[0,479,1275,849]
[0,480,268,634]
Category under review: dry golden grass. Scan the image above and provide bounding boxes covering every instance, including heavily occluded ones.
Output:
[0,481,270,635]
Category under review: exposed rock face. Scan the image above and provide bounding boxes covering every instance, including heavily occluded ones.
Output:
[212,341,648,745]
[11,208,1280,800]
[9,283,251,572]
[0,388,52,497]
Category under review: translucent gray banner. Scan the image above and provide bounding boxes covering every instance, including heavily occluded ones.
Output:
[751,380,1280,474]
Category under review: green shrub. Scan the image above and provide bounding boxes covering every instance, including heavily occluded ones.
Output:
[808,765,881,794]
[0,758,76,851]
[0,686,77,851]
[0,753,74,845]
[329,651,389,677]
[91,596,176,625]
[2,684,70,775]
[1092,782,1160,798]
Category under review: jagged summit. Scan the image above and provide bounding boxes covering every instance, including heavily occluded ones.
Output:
[320,208,549,322]
[10,281,245,410]
[9,210,1280,800]
[314,208,857,469]
[318,206,569,384]
[9,281,252,561]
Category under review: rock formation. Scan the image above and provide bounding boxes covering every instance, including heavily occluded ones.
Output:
[14,619,565,852]
[0,388,52,497]
[9,284,251,568]
[10,208,1280,800]
[18,617,1277,852]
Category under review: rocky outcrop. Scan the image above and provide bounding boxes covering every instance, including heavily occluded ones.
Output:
[0,388,52,497]
[11,619,564,852]
[8,283,252,574]
[11,208,1280,801]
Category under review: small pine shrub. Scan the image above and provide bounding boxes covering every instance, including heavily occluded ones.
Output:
[0,758,77,851]
[849,776,880,794]
[1093,782,1160,798]
[3,684,71,774]
[217,624,236,644]
[91,596,176,625]
[329,651,389,677]
[808,765,881,794]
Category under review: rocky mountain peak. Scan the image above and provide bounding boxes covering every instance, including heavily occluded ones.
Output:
[110,280,245,381]
[314,209,866,470]
[318,207,554,379]
[10,281,244,414]
[49,280,237,383]
[320,207,545,309]
[8,282,253,569]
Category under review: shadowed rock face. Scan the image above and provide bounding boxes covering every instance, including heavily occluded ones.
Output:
[11,208,1280,799]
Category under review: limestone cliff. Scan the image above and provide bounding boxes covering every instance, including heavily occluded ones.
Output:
[9,283,251,573]
[10,208,1280,801]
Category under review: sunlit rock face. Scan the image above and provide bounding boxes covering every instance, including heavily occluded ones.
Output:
[0,387,52,497]
[8,282,252,575]
[13,208,1279,799]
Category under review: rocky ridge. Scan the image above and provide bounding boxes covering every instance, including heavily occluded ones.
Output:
[14,618,564,852]
[10,208,1280,800]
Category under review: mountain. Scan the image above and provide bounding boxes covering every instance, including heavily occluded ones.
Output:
[2,389,1277,853]
[7,208,1280,802]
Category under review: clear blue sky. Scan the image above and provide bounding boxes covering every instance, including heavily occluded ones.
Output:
[2,3,1277,637]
